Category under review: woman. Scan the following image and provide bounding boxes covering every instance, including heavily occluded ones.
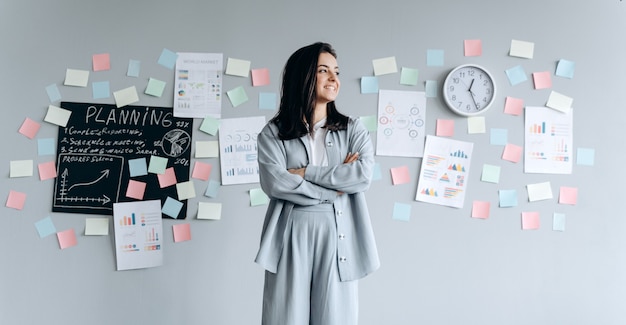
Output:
[255,42,380,325]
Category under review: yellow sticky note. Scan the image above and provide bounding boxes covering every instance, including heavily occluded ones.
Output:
[44,105,72,127]
[372,56,398,76]
[467,116,486,134]
[225,58,251,77]
[176,181,196,200]
[113,86,139,108]
[10,160,33,178]
[64,68,89,87]
[196,141,219,158]
[198,202,222,220]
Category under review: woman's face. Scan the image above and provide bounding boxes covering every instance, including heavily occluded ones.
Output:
[315,52,340,105]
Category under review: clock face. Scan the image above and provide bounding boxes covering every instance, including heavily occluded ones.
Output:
[443,64,496,116]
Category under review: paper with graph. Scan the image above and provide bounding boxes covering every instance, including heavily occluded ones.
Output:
[524,106,573,174]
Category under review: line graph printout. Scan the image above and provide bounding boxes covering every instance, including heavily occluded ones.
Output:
[524,106,573,174]
[219,116,266,185]
[415,135,474,208]
[113,200,163,271]
[53,102,193,217]
[173,52,223,118]
[376,90,426,157]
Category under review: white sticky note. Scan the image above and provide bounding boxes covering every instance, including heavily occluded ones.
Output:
[197,202,222,220]
[225,58,251,77]
[467,116,486,134]
[176,181,196,200]
[85,218,109,236]
[196,141,219,158]
[113,86,139,108]
[44,105,72,127]
[372,56,398,76]
[509,39,535,59]
[546,91,573,113]
[527,181,553,202]
[64,69,89,87]
[10,160,33,178]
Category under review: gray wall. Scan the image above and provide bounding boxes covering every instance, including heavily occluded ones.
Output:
[1,0,624,324]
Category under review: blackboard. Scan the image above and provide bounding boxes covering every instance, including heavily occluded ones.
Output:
[52,102,193,218]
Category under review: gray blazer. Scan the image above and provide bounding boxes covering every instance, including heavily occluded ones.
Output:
[254,117,380,281]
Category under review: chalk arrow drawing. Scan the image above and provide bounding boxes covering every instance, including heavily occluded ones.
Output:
[67,169,110,192]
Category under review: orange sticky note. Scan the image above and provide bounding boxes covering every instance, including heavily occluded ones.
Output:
[522,211,540,230]
[251,68,270,86]
[92,53,111,71]
[6,190,26,210]
[390,166,410,185]
[19,117,41,139]
[157,167,177,188]
[126,180,146,200]
[191,161,212,181]
[57,228,78,249]
[504,96,524,116]
[464,39,482,57]
[173,223,191,242]
[436,119,454,137]
[532,71,552,89]
[559,186,578,205]
[471,201,490,219]
[38,161,57,180]
[502,144,523,163]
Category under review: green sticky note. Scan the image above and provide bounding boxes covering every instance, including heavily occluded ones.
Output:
[148,156,168,174]
[145,78,166,97]
[400,67,419,86]
[359,115,377,132]
[250,188,270,206]
[200,116,220,135]
[227,86,249,107]
[481,164,501,183]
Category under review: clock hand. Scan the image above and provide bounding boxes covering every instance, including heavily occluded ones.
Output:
[467,79,480,109]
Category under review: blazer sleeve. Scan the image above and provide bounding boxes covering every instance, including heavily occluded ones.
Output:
[257,123,339,206]
[304,118,374,194]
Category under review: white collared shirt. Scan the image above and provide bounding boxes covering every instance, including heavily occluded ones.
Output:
[308,118,328,167]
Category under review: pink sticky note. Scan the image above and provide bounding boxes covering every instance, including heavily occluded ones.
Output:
[532,71,552,89]
[38,161,57,180]
[126,180,146,200]
[251,68,270,86]
[93,53,111,71]
[504,96,524,116]
[502,144,523,163]
[19,117,41,139]
[57,228,78,249]
[522,211,540,230]
[191,161,212,181]
[390,166,410,185]
[559,186,578,205]
[173,223,191,243]
[436,119,455,137]
[157,167,177,188]
[471,201,490,219]
[464,39,482,57]
[6,190,26,210]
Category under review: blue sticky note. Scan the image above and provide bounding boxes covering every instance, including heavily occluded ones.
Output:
[553,213,566,232]
[127,59,141,77]
[37,138,56,156]
[556,59,575,79]
[46,84,62,102]
[162,197,184,218]
[128,158,148,177]
[505,65,527,86]
[250,188,270,206]
[259,92,277,110]
[576,147,595,166]
[204,180,220,198]
[372,162,382,181]
[499,189,518,207]
[426,49,444,67]
[490,128,508,145]
[360,76,379,94]
[392,202,411,221]
[35,216,56,238]
[425,80,438,98]
[158,48,178,70]
[92,81,110,99]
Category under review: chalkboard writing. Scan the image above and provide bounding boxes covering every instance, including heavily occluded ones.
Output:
[53,102,193,219]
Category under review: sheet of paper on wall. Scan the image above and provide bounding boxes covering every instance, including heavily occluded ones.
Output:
[173,52,223,118]
[219,116,266,185]
[113,200,163,271]
[415,135,474,209]
[524,106,573,174]
[376,90,426,157]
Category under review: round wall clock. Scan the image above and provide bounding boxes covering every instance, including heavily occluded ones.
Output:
[442,64,496,116]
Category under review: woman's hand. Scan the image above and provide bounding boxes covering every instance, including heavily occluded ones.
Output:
[343,152,359,164]
[287,167,306,178]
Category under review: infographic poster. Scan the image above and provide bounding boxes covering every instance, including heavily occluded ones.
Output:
[173,52,223,119]
[524,106,573,174]
[415,135,474,208]
[218,116,266,185]
[376,90,427,157]
[113,200,164,271]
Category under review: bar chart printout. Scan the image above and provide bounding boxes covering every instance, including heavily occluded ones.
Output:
[524,106,573,174]
[113,200,163,271]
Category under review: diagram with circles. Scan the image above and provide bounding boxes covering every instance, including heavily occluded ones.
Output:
[376,90,427,158]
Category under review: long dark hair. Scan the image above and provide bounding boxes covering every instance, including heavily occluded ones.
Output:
[271,42,349,140]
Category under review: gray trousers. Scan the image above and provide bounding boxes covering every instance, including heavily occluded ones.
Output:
[262,204,358,325]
